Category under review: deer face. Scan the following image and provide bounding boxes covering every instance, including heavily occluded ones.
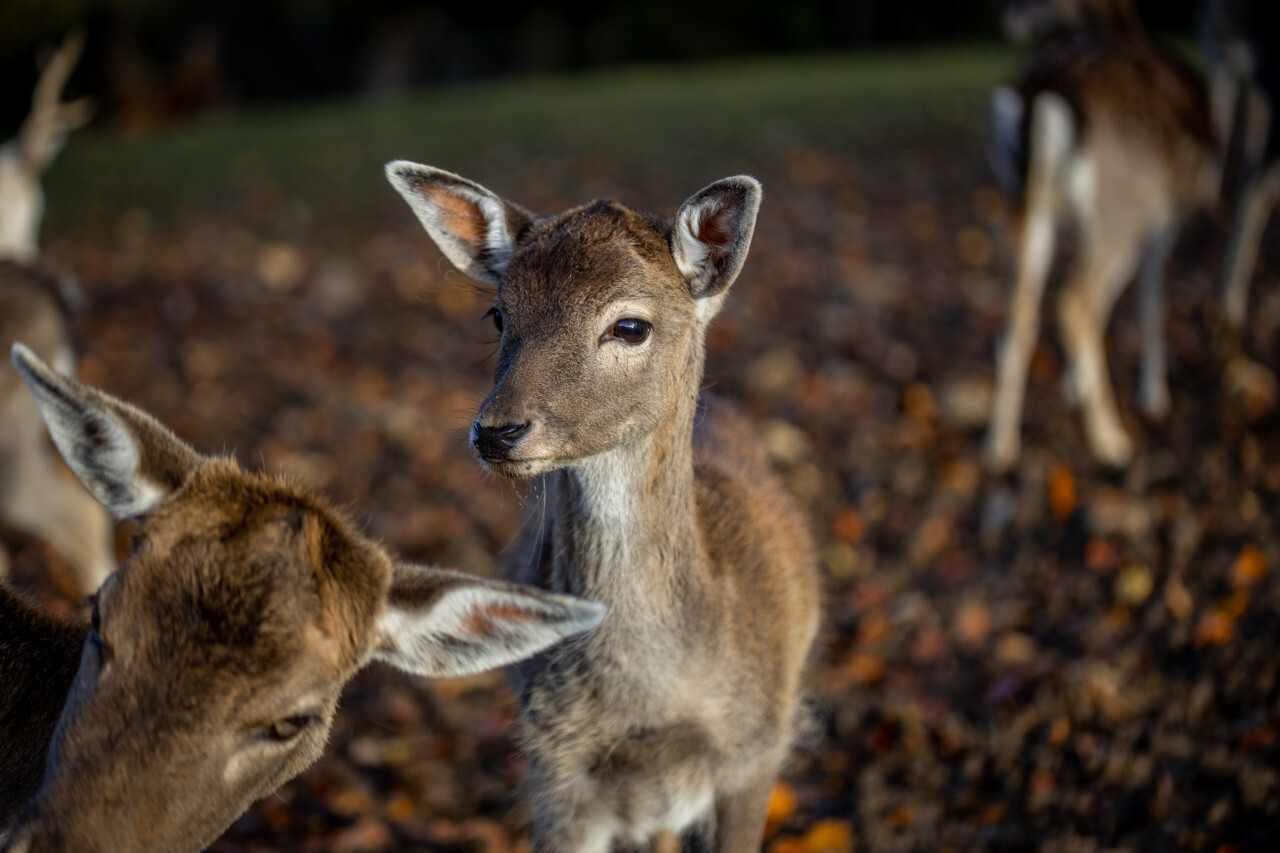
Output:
[472,202,707,476]
[16,467,383,852]
[4,344,607,853]
[385,163,761,479]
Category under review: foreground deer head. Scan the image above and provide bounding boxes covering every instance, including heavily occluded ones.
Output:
[387,164,820,852]
[1,344,605,853]
[0,32,93,264]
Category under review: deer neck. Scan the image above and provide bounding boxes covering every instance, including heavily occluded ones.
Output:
[550,385,704,624]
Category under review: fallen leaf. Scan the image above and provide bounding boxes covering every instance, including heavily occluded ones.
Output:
[1230,544,1268,589]
[766,780,797,836]
[1115,564,1154,606]
[804,818,855,853]
[1048,464,1076,520]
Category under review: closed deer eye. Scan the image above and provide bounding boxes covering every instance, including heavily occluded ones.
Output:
[607,318,652,345]
[263,714,318,743]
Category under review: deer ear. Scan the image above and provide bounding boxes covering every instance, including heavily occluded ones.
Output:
[11,343,200,519]
[369,564,606,678]
[385,161,537,286]
[670,176,762,307]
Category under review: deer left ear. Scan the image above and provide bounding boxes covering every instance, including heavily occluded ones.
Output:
[12,343,200,519]
[369,564,606,678]
[385,161,537,286]
[670,176,762,307]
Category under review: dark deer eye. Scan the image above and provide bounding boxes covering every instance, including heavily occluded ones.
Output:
[609,318,652,345]
[484,306,504,333]
[265,714,318,743]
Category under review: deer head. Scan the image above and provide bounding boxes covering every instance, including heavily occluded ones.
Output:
[385,162,761,479]
[2,344,604,853]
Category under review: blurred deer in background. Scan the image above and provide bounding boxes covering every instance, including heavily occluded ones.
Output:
[388,163,820,852]
[0,344,605,852]
[984,0,1219,471]
[1203,0,1279,330]
[0,32,112,592]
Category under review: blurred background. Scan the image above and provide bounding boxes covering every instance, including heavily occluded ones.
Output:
[3,0,1279,851]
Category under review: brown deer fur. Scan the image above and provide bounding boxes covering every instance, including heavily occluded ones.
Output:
[0,585,85,830]
[0,344,605,853]
[388,163,821,852]
[984,0,1218,470]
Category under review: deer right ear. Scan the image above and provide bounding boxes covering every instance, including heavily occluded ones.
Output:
[370,564,606,678]
[11,343,200,519]
[385,161,537,286]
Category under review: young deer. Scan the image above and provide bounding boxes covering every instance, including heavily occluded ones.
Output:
[0,344,605,852]
[387,163,820,852]
[1204,0,1280,328]
[984,0,1219,471]
[0,32,111,591]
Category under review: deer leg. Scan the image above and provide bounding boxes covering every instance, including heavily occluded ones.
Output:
[985,207,1055,473]
[1222,160,1280,329]
[1137,225,1178,419]
[711,772,776,853]
[1057,236,1142,467]
[985,92,1072,473]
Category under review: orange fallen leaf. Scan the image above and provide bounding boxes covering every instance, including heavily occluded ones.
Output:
[1083,536,1122,573]
[1195,608,1236,647]
[1029,770,1055,795]
[1048,463,1076,520]
[841,652,886,685]
[975,801,1008,826]
[804,818,855,853]
[1230,544,1268,589]
[766,780,797,836]
[954,600,991,649]
[1048,716,1071,746]
[902,381,936,422]
[857,610,892,646]
[832,506,865,545]
[328,786,377,818]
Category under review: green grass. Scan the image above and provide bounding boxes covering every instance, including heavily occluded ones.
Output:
[43,45,1015,227]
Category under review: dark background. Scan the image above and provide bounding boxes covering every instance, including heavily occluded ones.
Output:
[1,0,1202,132]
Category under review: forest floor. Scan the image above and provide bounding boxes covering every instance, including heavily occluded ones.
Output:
[8,46,1280,852]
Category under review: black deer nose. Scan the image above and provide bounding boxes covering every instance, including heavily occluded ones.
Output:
[472,421,530,460]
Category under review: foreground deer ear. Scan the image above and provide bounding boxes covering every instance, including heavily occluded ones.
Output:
[670,176,762,305]
[385,161,537,286]
[11,343,200,519]
[369,564,606,678]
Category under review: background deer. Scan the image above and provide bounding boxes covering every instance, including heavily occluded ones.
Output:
[0,343,605,853]
[1204,0,1279,330]
[388,163,820,852]
[984,0,1219,471]
[0,32,111,592]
